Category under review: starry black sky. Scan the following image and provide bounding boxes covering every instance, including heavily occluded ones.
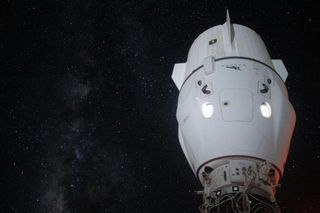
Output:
[1,0,320,212]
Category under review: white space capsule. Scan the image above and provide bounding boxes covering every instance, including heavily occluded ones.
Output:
[172,11,296,212]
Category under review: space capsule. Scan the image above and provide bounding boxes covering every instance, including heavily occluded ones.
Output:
[171,11,296,212]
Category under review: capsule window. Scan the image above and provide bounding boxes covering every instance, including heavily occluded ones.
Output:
[202,102,214,118]
[260,102,272,118]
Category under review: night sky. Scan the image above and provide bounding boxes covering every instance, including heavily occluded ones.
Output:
[1,0,320,212]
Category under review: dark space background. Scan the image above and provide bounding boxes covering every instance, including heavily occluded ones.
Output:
[1,0,319,212]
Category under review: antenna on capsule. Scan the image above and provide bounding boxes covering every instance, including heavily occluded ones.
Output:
[224,9,235,52]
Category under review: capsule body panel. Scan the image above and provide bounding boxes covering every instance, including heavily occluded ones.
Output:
[176,58,295,180]
[172,15,296,202]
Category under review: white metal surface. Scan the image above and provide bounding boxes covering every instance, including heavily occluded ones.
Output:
[171,11,296,210]
[272,59,289,81]
[172,63,186,90]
